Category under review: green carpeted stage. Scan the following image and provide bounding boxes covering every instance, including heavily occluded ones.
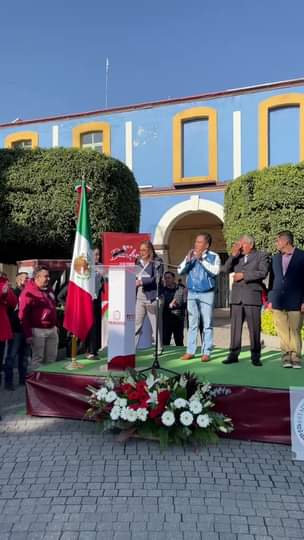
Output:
[26,346,300,443]
[36,346,302,390]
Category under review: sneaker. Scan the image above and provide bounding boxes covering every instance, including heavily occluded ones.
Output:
[291,358,302,369]
[282,358,292,368]
[201,355,210,362]
[181,353,195,361]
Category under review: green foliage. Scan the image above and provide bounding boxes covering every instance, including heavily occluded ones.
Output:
[261,309,304,339]
[224,162,304,252]
[261,309,278,336]
[0,148,140,262]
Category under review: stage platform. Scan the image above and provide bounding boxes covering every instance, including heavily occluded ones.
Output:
[26,346,300,444]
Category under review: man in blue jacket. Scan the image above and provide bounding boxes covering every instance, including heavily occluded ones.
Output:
[178,233,221,362]
[268,231,304,369]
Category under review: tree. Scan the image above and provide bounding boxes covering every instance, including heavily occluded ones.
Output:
[0,148,140,262]
[224,162,304,252]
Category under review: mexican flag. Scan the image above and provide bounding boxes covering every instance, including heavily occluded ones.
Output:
[64,181,95,341]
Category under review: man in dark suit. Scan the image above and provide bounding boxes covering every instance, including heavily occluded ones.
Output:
[222,235,269,366]
[268,231,304,369]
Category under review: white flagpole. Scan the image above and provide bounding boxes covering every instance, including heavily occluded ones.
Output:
[105,57,109,108]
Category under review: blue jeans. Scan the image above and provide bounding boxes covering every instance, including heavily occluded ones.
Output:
[187,290,215,356]
[5,333,28,385]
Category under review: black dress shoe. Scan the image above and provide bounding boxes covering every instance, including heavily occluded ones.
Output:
[252,359,263,367]
[222,357,239,364]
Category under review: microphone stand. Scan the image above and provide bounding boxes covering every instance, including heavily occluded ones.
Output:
[139,261,178,377]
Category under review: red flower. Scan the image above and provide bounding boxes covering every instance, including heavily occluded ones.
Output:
[119,383,135,398]
[149,390,170,419]
[128,390,141,401]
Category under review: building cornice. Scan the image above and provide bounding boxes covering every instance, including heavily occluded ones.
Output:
[139,183,227,197]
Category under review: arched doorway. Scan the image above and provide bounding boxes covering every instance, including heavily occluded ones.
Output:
[153,196,229,307]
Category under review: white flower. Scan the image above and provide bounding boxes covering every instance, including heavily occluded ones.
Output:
[137,408,148,422]
[161,410,175,427]
[126,408,137,423]
[201,383,211,393]
[219,426,228,433]
[180,411,194,426]
[159,373,169,383]
[105,391,117,403]
[189,391,200,401]
[105,379,115,390]
[179,375,187,388]
[110,406,121,420]
[147,390,158,405]
[189,400,203,415]
[197,414,212,428]
[120,407,128,420]
[117,398,127,408]
[124,375,136,386]
[174,398,188,409]
[146,373,160,389]
[96,387,108,400]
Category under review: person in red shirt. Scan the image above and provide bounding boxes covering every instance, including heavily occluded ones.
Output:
[19,266,58,369]
[0,273,18,418]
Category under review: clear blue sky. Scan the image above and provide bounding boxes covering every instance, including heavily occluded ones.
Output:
[1,0,304,123]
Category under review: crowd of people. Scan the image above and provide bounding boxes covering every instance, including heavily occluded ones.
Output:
[0,229,303,419]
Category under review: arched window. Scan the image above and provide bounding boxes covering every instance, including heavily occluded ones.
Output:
[5,131,39,149]
[259,93,304,168]
[72,122,111,155]
[173,107,218,185]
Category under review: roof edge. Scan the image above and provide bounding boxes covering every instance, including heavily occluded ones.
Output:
[1,77,304,128]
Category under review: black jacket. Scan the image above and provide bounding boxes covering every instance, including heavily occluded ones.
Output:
[136,257,163,302]
[222,250,269,306]
[268,248,304,310]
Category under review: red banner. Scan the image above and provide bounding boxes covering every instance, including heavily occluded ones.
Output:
[101,232,150,348]
[102,232,150,265]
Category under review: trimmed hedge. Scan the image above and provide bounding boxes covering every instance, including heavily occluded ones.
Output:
[224,162,304,251]
[0,148,140,262]
[261,308,304,340]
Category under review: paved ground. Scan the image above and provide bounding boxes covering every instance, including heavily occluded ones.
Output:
[0,416,304,540]
[1,311,303,540]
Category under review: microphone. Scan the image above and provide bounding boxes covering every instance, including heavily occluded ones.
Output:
[111,248,126,258]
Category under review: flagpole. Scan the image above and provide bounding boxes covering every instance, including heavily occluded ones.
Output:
[66,335,85,370]
[105,57,109,108]
[64,180,93,370]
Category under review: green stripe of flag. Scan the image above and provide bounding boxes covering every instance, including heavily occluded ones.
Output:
[77,180,93,246]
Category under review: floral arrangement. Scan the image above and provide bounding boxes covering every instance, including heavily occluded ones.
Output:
[86,371,233,447]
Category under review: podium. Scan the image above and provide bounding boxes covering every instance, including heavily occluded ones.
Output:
[99,265,142,370]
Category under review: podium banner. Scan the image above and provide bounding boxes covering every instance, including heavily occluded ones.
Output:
[101,232,151,366]
[102,232,151,266]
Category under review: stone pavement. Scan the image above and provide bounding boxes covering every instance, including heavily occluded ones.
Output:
[1,311,303,540]
[0,415,304,540]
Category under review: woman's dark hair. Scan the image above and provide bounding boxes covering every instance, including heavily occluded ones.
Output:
[139,240,157,260]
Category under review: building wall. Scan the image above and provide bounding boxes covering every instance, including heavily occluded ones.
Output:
[1,82,304,189]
